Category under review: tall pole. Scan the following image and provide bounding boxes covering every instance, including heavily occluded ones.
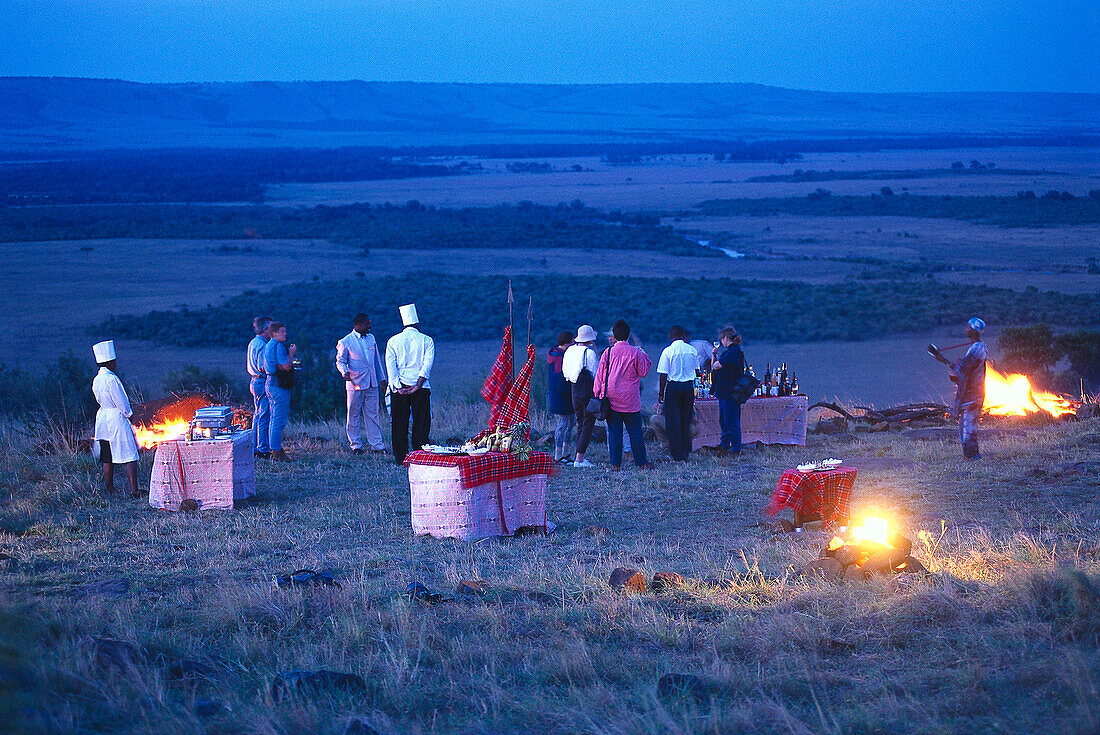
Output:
[526,296,533,347]
[507,280,515,379]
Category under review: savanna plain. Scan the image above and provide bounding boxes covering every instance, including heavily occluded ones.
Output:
[2,144,1100,734]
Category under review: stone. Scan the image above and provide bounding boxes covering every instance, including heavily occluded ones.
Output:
[180,498,199,512]
[651,572,685,593]
[455,580,487,596]
[79,578,129,596]
[771,519,794,534]
[887,533,913,560]
[609,568,647,593]
[813,417,848,435]
[657,673,712,703]
[270,670,368,702]
[92,637,143,671]
[800,558,843,582]
[833,544,861,568]
[895,557,928,574]
[194,698,226,717]
[862,549,899,575]
[345,718,382,735]
[843,565,871,582]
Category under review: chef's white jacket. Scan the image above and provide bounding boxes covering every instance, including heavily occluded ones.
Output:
[385,327,435,390]
[92,367,140,463]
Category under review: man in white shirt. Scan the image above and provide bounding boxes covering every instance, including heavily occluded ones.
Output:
[91,340,141,497]
[385,303,435,463]
[657,325,700,461]
[246,315,272,458]
[562,324,600,467]
[336,313,388,454]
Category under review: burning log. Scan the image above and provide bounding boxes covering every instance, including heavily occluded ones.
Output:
[802,516,925,582]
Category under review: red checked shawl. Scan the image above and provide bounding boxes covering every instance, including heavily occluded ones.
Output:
[404,449,554,488]
[767,466,857,528]
[481,326,514,428]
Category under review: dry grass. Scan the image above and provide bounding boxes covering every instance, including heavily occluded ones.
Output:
[1,397,1099,734]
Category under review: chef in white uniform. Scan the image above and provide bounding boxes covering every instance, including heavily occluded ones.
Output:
[91,340,141,497]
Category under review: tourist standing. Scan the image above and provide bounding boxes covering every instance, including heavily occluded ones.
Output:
[385,303,435,464]
[336,313,388,454]
[563,324,600,468]
[657,325,699,461]
[546,330,575,463]
[593,319,652,470]
[247,315,272,459]
[710,326,745,455]
[264,321,297,462]
[91,340,141,497]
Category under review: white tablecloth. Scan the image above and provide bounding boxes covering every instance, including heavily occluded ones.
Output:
[149,431,255,511]
[408,462,549,540]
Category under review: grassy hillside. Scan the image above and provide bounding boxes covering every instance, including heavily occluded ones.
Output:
[1,401,1098,733]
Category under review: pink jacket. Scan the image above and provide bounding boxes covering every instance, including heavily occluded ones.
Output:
[593,341,652,413]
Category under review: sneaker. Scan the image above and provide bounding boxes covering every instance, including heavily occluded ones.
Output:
[573,459,595,468]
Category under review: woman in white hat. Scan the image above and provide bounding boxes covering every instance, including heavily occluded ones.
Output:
[91,340,140,497]
[561,324,600,467]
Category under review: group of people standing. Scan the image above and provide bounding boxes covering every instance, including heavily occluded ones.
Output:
[546,320,747,470]
[247,303,435,465]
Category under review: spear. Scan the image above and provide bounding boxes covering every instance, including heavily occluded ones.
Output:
[526,296,534,346]
[507,280,515,379]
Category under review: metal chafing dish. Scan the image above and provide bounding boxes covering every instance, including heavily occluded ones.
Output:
[188,406,236,440]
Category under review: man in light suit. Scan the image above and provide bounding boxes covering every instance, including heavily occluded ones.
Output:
[336,313,388,454]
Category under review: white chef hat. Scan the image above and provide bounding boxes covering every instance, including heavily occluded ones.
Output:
[92,340,116,363]
[967,317,986,333]
[399,303,419,326]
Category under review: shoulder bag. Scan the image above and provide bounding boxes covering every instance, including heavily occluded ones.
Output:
[728,349,759,404]
[586,349,612,420]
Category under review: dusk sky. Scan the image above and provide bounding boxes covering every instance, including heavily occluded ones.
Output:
[3,0,1098,93]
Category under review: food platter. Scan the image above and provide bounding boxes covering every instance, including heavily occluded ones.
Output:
[796,458,843,473]
[421,444,465,455]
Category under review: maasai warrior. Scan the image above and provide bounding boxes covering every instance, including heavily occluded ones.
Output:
[952,317,988,460]
[91,340,141,497]
[385,303,435,464]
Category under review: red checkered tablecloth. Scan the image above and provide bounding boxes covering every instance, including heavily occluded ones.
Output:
[767,466,857,528]
[404,450,554,488]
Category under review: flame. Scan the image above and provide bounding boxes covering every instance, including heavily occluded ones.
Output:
[133,421,189,449]
[984,367,1075,418]
[131,394,216,448]
[850,516,891,547]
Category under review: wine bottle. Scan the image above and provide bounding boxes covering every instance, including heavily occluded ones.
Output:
[791,372,799,395]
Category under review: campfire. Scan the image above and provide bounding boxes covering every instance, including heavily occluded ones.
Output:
[803,516,925,581]
[131,394,216,449]
[983,367,1076,418]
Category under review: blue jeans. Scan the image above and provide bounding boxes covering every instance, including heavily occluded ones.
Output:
[251,376,270,453]
[265,377,291,452]
[607,410,646,467]
[718,397,741,452]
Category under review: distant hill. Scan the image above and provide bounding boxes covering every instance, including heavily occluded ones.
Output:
[2,77,1099,152]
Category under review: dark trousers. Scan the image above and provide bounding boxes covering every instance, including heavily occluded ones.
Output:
[607,410,647,467]
[718,397,742,452]
[662,381,695,460]
[571,384,596,456]
[391,388,431,463]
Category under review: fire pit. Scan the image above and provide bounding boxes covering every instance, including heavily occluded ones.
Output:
[801,516,926,582]
[131,394,250,449]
